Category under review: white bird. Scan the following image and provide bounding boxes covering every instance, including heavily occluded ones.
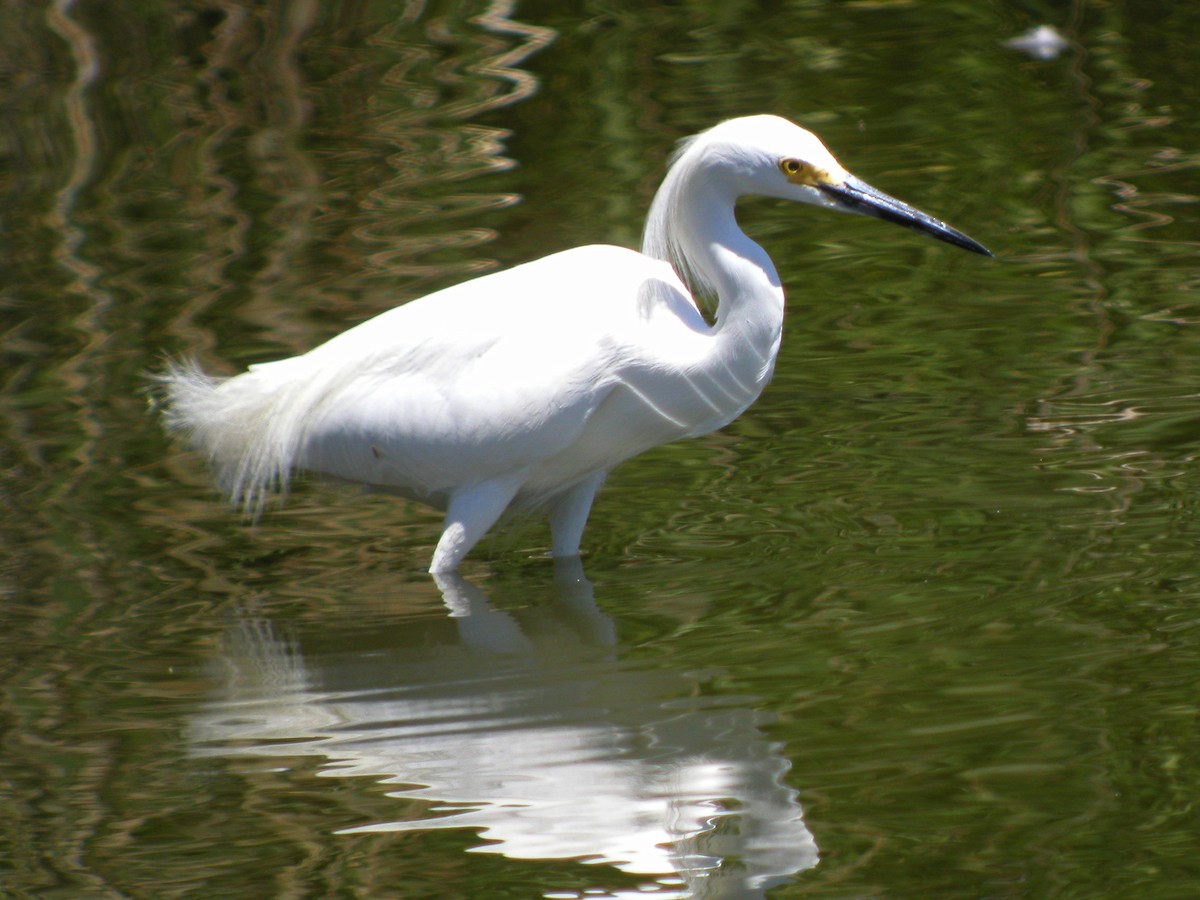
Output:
[160,115,990,573]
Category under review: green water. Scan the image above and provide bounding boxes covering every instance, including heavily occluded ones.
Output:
[3,1,1200,897]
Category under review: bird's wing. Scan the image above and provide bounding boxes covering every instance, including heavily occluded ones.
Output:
[268,245,705,494]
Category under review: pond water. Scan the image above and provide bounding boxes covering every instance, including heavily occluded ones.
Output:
[3,1,1200,897]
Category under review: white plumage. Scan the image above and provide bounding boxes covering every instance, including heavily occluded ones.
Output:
[161,115,989,572]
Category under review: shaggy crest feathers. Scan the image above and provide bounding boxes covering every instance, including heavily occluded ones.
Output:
[641,117,788,311]
[641,131,717,307]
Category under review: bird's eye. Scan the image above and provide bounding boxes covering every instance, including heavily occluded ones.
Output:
[780,158,828,186]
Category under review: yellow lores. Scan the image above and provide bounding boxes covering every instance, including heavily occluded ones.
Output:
[780,156,842,187]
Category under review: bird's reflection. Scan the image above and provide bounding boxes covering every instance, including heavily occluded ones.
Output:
[189,560,818,898]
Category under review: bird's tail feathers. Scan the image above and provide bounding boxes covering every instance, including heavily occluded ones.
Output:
[155,357,304,518]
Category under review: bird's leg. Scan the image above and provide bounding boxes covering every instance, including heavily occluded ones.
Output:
[548,471,607,558]
[429,473,526,573]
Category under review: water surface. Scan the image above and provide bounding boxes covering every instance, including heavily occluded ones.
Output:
[3,1,1199,897]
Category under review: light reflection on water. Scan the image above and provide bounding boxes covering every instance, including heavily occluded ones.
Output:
[189,561,818,898]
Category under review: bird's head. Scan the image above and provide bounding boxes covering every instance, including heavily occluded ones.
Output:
[693,115,992,257]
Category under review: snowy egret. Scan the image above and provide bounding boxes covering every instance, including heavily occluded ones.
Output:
[160,115,990,572]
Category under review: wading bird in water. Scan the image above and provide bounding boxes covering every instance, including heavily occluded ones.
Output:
[160,115,991,572]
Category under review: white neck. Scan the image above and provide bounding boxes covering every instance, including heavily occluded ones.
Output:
[642,151,786,398]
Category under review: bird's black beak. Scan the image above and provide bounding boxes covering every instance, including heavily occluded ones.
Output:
[819,174,993,257]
